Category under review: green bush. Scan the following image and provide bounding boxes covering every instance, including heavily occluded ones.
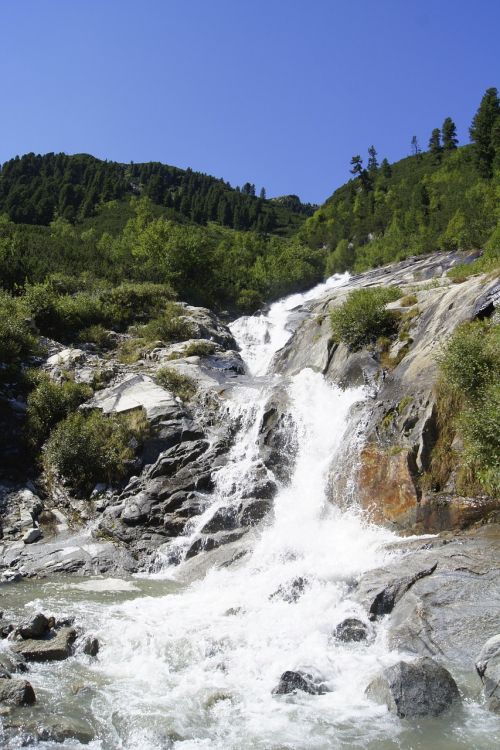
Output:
[78,324,114,349]
[102,282,176,329]
[330,286,402,351]
[26,374,92,450]
[0,291,40,381]
[156,367,197,402]
[183,340,217,357]
[460,382,500,495]
[437,320,499,398]
[140,302,194,343]
[45,409,149,494]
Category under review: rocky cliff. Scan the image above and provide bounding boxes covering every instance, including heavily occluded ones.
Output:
[273,251,499,533]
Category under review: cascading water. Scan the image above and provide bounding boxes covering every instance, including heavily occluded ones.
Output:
[1,276,496,749]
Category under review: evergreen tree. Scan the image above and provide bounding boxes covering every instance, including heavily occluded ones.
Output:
[470,87,500,177]
[411,136,421,158]
[259,187,266,200]
[442,117,458,150]
[380,158,392,178]
[367,146,379,174]
[428,128,442,161]
[350,155,363,177]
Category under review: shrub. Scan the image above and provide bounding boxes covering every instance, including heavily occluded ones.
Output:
[140,302,195,343]
[78,324,114,349]
[26,374,92,449]
[102,282,176,329]
[400,294,418,306]
[460,382,500,495]
[0,291,40,381]
[156,368,197,401]
[183,340,217,357]
[44,409,148,494]
[330,286,402,351]
[437,320,498,399]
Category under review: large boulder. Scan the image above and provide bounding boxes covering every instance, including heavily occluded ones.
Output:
[0,676,36,706]
[10,626,76,662]
[83,373,181,423]
[366,657,460,718]
[475,634,500,713]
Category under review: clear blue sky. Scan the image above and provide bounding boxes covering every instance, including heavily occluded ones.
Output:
[1,0,499,203]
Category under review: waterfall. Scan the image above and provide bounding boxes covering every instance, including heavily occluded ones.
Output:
[4,275,488,750]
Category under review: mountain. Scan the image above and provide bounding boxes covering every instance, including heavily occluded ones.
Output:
[0,152,315,235]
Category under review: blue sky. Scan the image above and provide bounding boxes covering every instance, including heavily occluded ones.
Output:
[1,0,499,203]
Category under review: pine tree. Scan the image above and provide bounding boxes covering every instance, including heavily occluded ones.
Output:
[367,146,378,174]
[428,128,442,161]
[380,158,392,178]
[442,117,458,150]
[259,187,266,200]
[411,136,421,158]
[470,87,500,177]
[350,155,363,177]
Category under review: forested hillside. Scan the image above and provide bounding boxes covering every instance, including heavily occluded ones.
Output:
[0,152,315,234]
[301,88,500,277]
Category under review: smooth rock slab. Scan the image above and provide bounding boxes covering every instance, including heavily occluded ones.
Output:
[10,627,76,662]
[366,657,460,718]
[0,676,36,706]
[475,634,500,713]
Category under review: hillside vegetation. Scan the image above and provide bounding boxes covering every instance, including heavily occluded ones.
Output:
[301,88,500,277]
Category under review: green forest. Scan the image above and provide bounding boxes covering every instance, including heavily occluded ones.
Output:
[0,86,499,321]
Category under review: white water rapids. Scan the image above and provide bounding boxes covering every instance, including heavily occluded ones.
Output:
[1,277,496,749]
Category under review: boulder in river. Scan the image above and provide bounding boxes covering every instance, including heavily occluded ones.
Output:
[475,634,500,714]
[0,675,36,706]
[366,657,460,718]
[272,670,328,695]
[10,626,77,662]
[334,618,369,642]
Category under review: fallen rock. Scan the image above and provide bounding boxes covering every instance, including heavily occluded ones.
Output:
[4,714,94,744]
[366,657,460,718]
[0,676,36,706]
[368,563,437,620]
[334,618,369,642]
[272,670,328,695]
[10,626,76,662]
[475,634,500,713]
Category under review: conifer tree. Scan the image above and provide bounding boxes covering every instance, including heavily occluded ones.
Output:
[350,155,363,177]
[428,128,442,160]
[442,117,458,150]
[411,135,421,158]
[380,158,392,178]
[367,145,379,173]
[470,87,500,177]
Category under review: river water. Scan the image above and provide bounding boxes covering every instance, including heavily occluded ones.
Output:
[1,277,497,749]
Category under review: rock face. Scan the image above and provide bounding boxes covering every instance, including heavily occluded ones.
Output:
[274,251,500,532]
[476,635,500,713]
[366,657,460,718]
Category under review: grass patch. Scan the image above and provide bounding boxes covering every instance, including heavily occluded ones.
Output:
[183,340,218,357]
[156,368,197,402]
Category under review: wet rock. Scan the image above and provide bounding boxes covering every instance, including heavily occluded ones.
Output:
[334,618,369,642]
[366,657,460,718]
[4,714,94,744]
[17,613,51,639]
[239,499,272,527]
[83,637,100,657]
[185,530,245,560]
[270,577,309,603]
[475,634,500,713]
[0,676,36,706]
[10,626,77,662]
[0,653,27,674]
[201,506,238,534]
[368,562,437,620]
[272,670,328,695]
